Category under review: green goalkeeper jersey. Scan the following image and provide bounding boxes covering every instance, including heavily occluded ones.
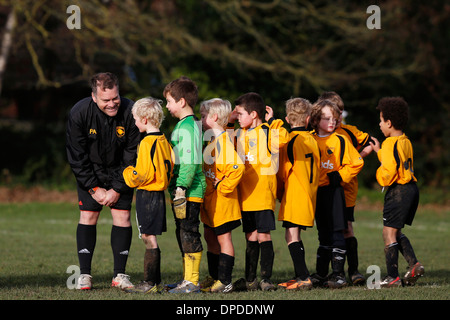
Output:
[169,115,206,202]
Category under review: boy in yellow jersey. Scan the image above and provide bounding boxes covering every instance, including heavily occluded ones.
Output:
[199,98,245,293]
[310,100,364,288]
[276,98,320,291]
[317,91,374,285]
[370,97,423,288]
[123,97,174,293]
[229,92,289,291]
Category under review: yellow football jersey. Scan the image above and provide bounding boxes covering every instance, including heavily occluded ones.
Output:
[376,134,417,187]
[335,124,371,207]
[123,132,173,191]
[201,131,245,228]
[234,119,290,212]
[277,128,320,227]
[313,132,364,187]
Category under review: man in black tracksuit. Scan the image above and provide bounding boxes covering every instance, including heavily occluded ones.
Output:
[66,72,140,290]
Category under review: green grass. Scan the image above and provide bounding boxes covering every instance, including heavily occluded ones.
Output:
[0,200,448,301]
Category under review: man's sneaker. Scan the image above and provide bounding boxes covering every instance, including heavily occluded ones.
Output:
[168,280,200,293]
[111,273,134,290]
[259,279,276,291]
[200,276,216,292]
[404,262,425,286]
[310,273,327,287]
[380,276,403,288]
[76,274,92,290]
[210,280,233,293]
[125,281,163,294]
[326,273,348,289]
[278,279,296,289]
[349,271,366,286]
[286,277,313,291]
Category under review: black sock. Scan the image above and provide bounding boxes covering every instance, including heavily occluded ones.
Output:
[345,236,359,275]
[111,225,132,277]
[316,246,331,277]
[260,241,274,281]
[385,242,399,278]
[218,253,235,285]
[245,240,260,282]
[77,224,96,275]
[144,248,161,285]
[397,234,418,267]
[207,251,220,280]
[288,241,309,280]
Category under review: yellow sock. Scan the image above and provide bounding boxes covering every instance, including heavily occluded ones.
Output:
[184,251,202,285]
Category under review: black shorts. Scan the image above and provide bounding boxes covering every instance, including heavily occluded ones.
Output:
[204,219,241,236]
[383,182,419,229]
[345,206,355,222]
[135,190,167,236]
[77,184,134,212]
[173,201,203,253]
[315,185,347,232]
[282,221,308,230]
[242,210,276,233]
[315,185,347,246]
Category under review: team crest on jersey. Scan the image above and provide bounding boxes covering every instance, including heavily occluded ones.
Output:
[116,126,125,138]
[326,147,334,155]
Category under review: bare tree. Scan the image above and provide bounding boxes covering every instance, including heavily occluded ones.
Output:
[0,7,15,95]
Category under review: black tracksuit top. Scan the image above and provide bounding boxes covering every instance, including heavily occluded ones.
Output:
[66,96,140,193]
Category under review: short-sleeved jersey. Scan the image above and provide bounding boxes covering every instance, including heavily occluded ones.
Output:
[234,118,290,212]
[335,124,371,207]
[123,132,173,191]
[313,132,364,187]
[169,115,206,202]
[376,134,417,187]
[277,127,320,227]
[201,131,245,228]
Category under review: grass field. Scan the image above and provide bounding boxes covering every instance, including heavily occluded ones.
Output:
[0,195,448,304]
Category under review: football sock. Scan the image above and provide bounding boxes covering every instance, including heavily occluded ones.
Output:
[111,225,132,277]
[76,224,96,275]
[316,245,331,277]
[182,254,186,280]
[260,240,274,281]
[397,234,418,267]
[144,248,161,285]
[345,236,359,275]
[218,253,235,285]
[385,242,399,278]
[245,240,260,282]
[184,251,202,285]
[206,251,219,280]
[331,247,347,275]
[288,241,309,280]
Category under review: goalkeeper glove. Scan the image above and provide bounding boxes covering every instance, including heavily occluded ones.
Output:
[173,187,187,219]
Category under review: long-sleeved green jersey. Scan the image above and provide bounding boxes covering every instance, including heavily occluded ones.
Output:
[169,115,206,202]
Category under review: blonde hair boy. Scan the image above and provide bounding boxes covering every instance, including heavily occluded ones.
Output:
[285,97,312,127]
[132,97,165,129]
[200,98,232,129]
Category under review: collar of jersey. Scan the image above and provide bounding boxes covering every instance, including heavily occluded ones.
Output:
[290,126,308,132]
[144,131,163,137]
